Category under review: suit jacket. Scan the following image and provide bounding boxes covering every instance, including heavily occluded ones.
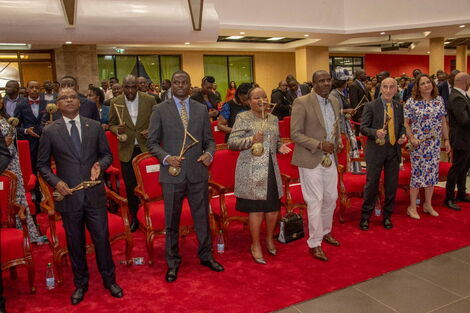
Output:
[14,98,47,142]
[100,105,110,125]
[41,95,100,126]
[286,84,311,105]
[270,88,291,120]
[108,92,157,162]
[290,92,341,169]
[190,91,218,111]
[447,88,470,150]
[349,80,371,120]
[228,110,283,200]
[0,132,11,173]
[438,80,451,107]
[360,98,406,162]
[3,95,28,118]
[37,116,112,212]
[147,98,215,184]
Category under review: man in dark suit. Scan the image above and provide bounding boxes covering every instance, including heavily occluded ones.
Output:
[41,80,57,103]
[42,76,100,126]
[147,70,223,283]
[3,80,28,118]
[438,69,460,107]
[349,69,372,134]
[137,76,161,104]
[103,83,123,107]
[0,132,12,313]
[270,80,290,120]
[360,78,407,230]
[190,76,219,121]
[109,75,156,232]
[444,72,470,210]
[286,74,310,104]
[37,87,123,305]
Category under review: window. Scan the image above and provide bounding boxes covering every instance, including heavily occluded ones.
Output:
[329,56,364,75]
[97,55,181,85]
[203,55,253,97]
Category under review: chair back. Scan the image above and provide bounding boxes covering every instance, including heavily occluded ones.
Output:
[16,140,34,185]
[132,152,163,200]
[337,134,349,169]
[279,116,291,139]
[105,131,122,171]
[211,121,226,145]
[276,143,298,180]
[209,149,239,188]
[0,171,17,227]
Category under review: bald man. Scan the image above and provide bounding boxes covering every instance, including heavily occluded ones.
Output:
[445,72,470,210]
[360,78,407,230]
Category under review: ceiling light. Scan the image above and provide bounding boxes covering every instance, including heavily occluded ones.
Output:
[380,32,386,35]
[444,41,451,45]
[239,32,245,35]
[226,36,244,40]
[459,25,465,28]
[427,51,430,54]
[0,43,31,50]
[114,47,125,54]
[184,42,191,45]
[266,37,285,41]
[65,41,72,44]
[304,34,309,37]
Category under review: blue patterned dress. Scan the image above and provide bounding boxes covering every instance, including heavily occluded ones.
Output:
[404,96,446,188]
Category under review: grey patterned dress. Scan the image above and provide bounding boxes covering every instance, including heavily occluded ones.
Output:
[0,117,40,242]
[228,110,283,212]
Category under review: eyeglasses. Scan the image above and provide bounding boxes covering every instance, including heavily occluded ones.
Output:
[57,95,78,101]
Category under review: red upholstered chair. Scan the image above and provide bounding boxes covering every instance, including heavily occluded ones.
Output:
[208,148,245,247]
[276,143,306,215]
[38,174,133,285]
[439,161,452,182]
[16,140,37,214]
[0,170,35,293]
[338,134,368,223]
[211,121,226,145]
[105,131,126,197]
[278,116,291,139]
[132,152,195,265]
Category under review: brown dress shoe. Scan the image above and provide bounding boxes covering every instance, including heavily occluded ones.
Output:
[310,246,328,261]
[323,233,340,246]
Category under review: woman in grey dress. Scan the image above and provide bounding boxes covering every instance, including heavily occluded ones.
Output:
[228,87,291,264]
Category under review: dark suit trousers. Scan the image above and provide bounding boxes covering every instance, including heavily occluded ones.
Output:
[362,143,399,219]
[162,179,212,268]
[446,149,470,200]
[120,146,142,220]
[61,199,115,288]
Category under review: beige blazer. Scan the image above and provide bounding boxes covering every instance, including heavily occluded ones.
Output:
[228,110,283,200]
[290,91,341,169]
[109,92,157,162]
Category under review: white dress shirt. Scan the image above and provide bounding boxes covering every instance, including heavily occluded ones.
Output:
[125,93,139,126]
[62,115,82,142]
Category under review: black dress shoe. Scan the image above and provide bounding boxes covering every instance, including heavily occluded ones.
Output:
[165,267,179,283]
[105,283,123,298]
[383,218,393,230]
[444,200,461,211]
[71,286,88,305]
[456,195,470,203]
[359,218,369,231]
[130,219,139,233]
[200,258,224,272]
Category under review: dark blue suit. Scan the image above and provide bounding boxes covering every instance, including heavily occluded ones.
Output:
[438,80,451,107]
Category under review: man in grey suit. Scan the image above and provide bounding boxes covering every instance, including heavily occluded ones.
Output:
[147,71,223,283]
[37,88,123,305]
[360,78,407,231]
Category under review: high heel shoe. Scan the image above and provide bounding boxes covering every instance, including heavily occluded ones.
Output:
[423,205,439,217]
[267,247,277,256]
[250,246,267,265]
[407,206,420,219]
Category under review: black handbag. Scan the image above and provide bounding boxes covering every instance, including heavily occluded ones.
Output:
[278,212,304,243]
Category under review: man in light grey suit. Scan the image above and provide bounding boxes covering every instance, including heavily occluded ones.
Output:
[37,88,123,305]
[147,71,223,283]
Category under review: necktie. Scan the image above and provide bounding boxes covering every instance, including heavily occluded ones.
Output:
[386,102,395,145]
[69,120,82,157]
[180,101,188,129]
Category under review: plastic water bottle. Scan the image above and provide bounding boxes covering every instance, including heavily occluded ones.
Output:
[374,198,382,217]
[45,263,55,290]
[217,230,225,254]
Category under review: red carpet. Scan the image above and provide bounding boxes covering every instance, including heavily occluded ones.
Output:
[4,187,470,313]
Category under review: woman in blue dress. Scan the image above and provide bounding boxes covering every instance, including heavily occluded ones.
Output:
[404,74,450,219]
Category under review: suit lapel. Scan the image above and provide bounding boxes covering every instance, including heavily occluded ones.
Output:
[80,117,90,159]
[168,98,185,130]
[56,118,80,161]
[311,93,326,131]
[135,92,145,128]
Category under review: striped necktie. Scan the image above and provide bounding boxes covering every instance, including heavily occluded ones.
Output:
[180,101,188,129]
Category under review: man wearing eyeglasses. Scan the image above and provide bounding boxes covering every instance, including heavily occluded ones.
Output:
[37,87,122,305]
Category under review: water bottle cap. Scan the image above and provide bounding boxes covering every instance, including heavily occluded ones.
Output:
[47,263,52,266]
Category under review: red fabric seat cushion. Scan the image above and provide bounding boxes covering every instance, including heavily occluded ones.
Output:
[210,194,248,218]
[46,212,125,248]
[137,199,194,229]
[1,228,25,262]
[342,173,367,193]
[25,174,36,192]
[439,162,452,180]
